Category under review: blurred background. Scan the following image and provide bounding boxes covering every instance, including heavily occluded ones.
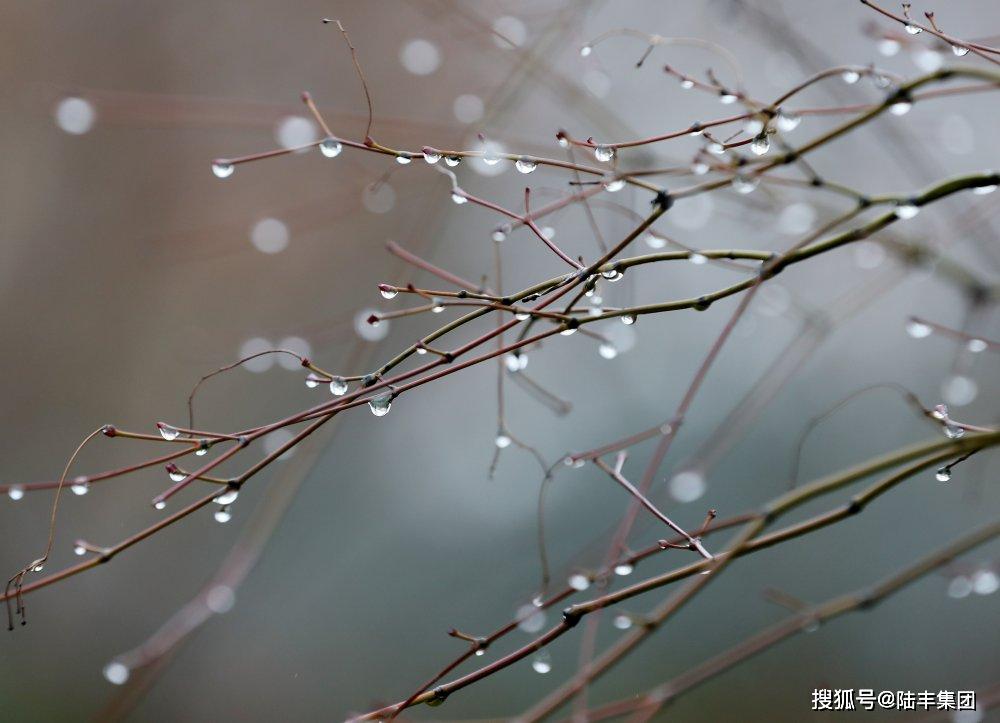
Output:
[1,1,998,720]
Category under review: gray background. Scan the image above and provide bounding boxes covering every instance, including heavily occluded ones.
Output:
[0,1,997,721]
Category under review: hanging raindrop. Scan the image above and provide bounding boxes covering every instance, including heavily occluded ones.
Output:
[444,155,461,167]
[531,651,552,674]
[598,343,618,359]
[750,134,770,156]
[935,467,952,483]
[593,145,615,163]
[158,424,180,441]
[603,178,625,192]
[621,314,636,325]
[8,485,24,501]
[451,191,467,205]
[369,393,392,417]
[776,111,801,132]
[895,202,919,219]
[379,284,398,299]
[320,138,342,157]
[614,563,634,576]
[904,23,922,35]
[951,44,970,57]
[579,44,592,57]
[515,157,537,174]
[732,175,759,194]
[841,70,860,84]
[71,477,89,495]
[422,150,441,164]
[211,161,234,179]
[215,488,239,505]
[214,506,232,523]
[329,377,348,396]
[495,433,512,449]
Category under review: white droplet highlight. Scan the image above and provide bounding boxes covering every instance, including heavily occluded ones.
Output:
[250,218,289,255]
[399,39,441,75]
[54,97,96,135]
[669,470,706,503]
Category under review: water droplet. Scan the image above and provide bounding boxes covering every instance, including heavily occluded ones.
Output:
[168,468,185,483]
[71,477,89,496]
[515,311,530,321]
[841,70,861,84]
[750,135,770,156]
[877,39,901,56]
[32,564,44,572]
[211,161,234,179]
[613,614,632,630]
[967,338,987,353]
[154,500,167,510]
[103,662,130,685]
[680,78,695,89]
[731,175,759,194]
[719,93,738,104]
[972,569,999,595]
[871,73,892,89]
[304,374,321,389]
[744,118,764,135]
[422,151,441,165]
[707,141,726,156]
[603,178,625,192]
[952,44,970,57]
[942,375,978,407]
[935,467,952,483]
[947,575,973,599]
[531,651,552,674]
[973,184,997,195]
[598,343,618,359]
[776,110,801,132]
[504,352,528,372]
[8,485,24,501]
[369,393,392,417]
[444,155,461,167]
[905,320,932,338]
[560,326,577,336]
[492,227,508,243]
[515,157,537,174]
[516,603,546,633]
[214,507,232,524]
[614,563,633,577]
[475,648,485,656]
[904,23,922,35]
[379,285,398,300]
[890,101,912,116]
[206,584,236,613]
[451,191,467,205]
[215,489,239,505]
[399,38,441,75]
[802,618,821,634]
[54,96,96,134]
[482,148,501,166]
[593,145,615,163]
[568,574,590,591]
[196,443,209,457]
[944,424,965,440]
[579,44,592,57]
[691,161,710,175]
[895,202,919,219]
[74,544,86,556]
[320,138,342,157]
[431,300,445,313]
[329,377,348,396]
[689,252,708,265]
[645,233,666,249]
[669,470,706,503]
[395,154,412,165]
[158,424,180,441]
[495,434,512,449]
[621,314,636,325]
